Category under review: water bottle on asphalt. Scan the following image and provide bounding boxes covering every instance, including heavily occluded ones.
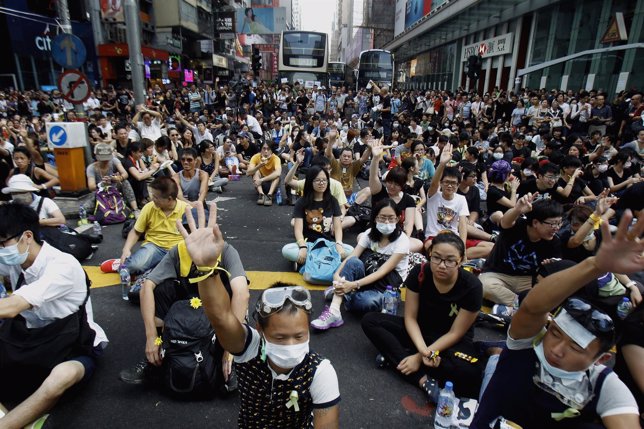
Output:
[93,221,102,238]
[616,297,632,320]
[119,267,131,301]
[275,188,283,205]
[434,381,456,428]
[78,206,88,225]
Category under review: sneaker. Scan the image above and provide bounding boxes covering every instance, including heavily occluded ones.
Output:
[231,164,238,175]
[492,304,516,318]
[264,195,273,206]
[293,261,299,272]
[310,306,344,330]
[214,186,223,194]
[323,285,335,301]
[257,194,265,205]
[119,360,150,385]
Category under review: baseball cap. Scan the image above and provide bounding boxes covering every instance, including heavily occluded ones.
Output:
[2,174,40,194]
[94,143,114,161]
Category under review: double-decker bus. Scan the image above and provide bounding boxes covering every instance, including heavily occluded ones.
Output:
[278,31,328,87]
[327,61,354,89]
[355,49,394,91]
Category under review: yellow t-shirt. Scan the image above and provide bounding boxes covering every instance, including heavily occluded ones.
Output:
[250,153,280,177]
[134,199,188,249]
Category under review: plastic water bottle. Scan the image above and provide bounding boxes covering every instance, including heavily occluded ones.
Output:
[434,381,456,429]
[78,206,88,225]
[382,285,398,315]
[616,297,632,320]
[275,188,283,206]
[119,267,131,301]
[93,221,102,238]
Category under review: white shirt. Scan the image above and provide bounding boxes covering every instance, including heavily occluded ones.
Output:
[190,125,213,145]
[29,195,61,220]
[245,115,262,135]
[425,192,469,238]
[0,242,108,346]
[137,118,162,141]
[358,229,410,279]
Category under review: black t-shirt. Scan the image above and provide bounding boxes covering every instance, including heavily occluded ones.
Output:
[236,142,259,160]
[372,187,416,228]
[381,95,392,119]
[486,186,511,215]
[558,228,599,263]
[511,145,531,159]
[405,264,482,341]
[403,177,424,199]
[293,197,341,242]
[517,177,557,200]
[555,177,587,205]
[606,167,632,188]
[483,217,561,275]
[585,173,610,196]
[457,185,481,216]
[122,156,147,201]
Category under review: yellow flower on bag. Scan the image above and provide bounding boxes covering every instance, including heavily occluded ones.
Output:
[154,336,162,346]
[190,297,203,309]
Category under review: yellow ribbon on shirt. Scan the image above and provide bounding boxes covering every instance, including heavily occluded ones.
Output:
[551,408,580,421]
[286,390,300,412]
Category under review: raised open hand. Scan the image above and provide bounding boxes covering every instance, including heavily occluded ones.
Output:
[439,143,453,165]
[176,203,224,268]
[594,210,644,274]
[516,192,538,214]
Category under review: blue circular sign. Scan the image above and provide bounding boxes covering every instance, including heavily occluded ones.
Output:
[51,34,87,69]
[49,125,67,147]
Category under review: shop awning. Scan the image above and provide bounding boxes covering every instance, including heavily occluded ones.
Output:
[97,43,169,61]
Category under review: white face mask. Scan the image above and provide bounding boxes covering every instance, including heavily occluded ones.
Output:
[376,222,396,235]
[264,339,309,369]
[624,161,632,169]
[534,341,585,381]
[493,153,504,160]
[597,164,608,173]
[523,169,534,177]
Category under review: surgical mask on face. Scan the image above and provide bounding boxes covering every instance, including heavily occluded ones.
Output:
[342,126,348,132]
[523,169,534,177]
[393,122,400,128]
[493,153,504,160]
[11,193,33,205]
[624,161,632,169]
[597,164,608,173]
[534,341,585,381]
[0,234,29,266]
[264,339,309,369]
[376,222,396,235]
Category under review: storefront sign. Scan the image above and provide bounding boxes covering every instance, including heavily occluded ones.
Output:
[216,11,235,33]
[212,54,229,69]
[462,33,513,61]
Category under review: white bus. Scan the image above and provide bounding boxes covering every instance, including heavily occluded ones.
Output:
[356,49,394,91]
[328,61,355,89]
[278,31,329,87]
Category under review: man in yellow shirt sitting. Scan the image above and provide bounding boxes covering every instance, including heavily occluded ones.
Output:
[246,141,282,206]
[120,177,188,281]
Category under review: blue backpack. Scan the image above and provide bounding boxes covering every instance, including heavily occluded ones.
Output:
[300,238,342,285]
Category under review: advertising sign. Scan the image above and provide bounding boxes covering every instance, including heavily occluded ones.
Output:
[461,33,513,61]
[236,7,286,34]
[394,0,406,37]
[100,0,124,22]
[215,11,235,33]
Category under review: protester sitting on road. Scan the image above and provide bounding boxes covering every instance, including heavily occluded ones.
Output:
[555,155,596,206]
[311,199,410,330]
[247,141,282,206]
[132,105,163,141]
[0,204,108,429]
[362,231,483,399]
[517,161,559,200]
[120,177,188,294]
[614,304,644,421]
[282,165,352,269]
[119,218,249,392]
[607,149,641,196]
[485,159,519,227]
[424,143,493,259]
[178,207,340,428]
[235,133,259,173]
[85,143,140,216]
[284,152,348,209]
[172,147,209,209]
[401,156,426,235]
[479,195,563,307]
[2,174,65,227]
[123,141,160,207]
[7,147,59,197]
[411,140,435,183]
[197,140,228,193]
[473,213,642,429]
[325,129,371,197]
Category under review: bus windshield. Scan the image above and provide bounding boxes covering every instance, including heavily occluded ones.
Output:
[282,33,327,68]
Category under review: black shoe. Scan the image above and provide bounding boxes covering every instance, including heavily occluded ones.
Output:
[119,360,150,385]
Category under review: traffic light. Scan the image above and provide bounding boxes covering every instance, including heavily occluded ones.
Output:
[251,47,263,72]
[467,55,482,80]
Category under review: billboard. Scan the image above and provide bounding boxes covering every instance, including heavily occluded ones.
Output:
[236,7,286,34]
[215,11,235,33]
[394,0,405,37]
[404,0,451,31]
[100,0,124,22]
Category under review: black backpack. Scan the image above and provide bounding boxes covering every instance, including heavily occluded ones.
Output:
[161,299,219,398]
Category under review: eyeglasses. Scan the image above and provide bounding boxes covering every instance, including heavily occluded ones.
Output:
[430,255,459,268]
[441,181,458,187]
[0,232,21,248]
[313,179,328,184]
[375,215,397,223]
[543,175,560,181]
[541,220,563,229]
[562,298,614,335]
[255,286,312,318]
